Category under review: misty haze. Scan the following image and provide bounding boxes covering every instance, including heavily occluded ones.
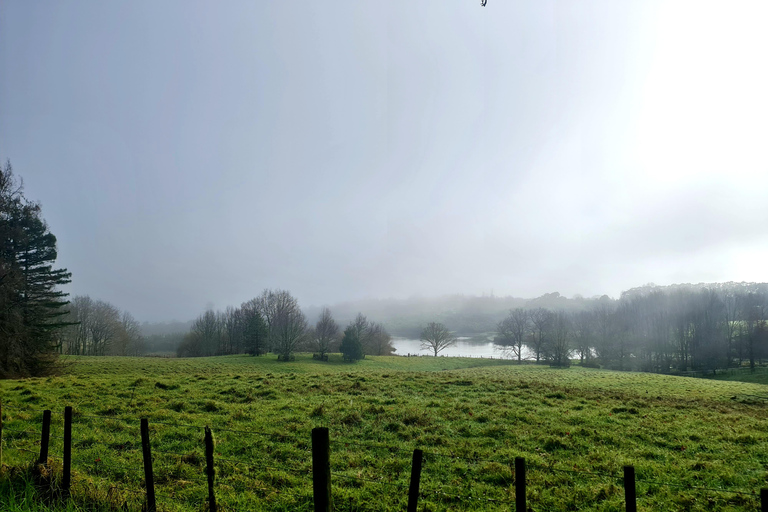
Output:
[2,1,768,511]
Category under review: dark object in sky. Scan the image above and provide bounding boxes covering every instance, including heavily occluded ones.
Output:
[481,0,487,6]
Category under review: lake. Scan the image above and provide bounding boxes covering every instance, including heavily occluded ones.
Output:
[390,337,534,359]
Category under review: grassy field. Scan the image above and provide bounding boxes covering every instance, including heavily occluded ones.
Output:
[1,354,768,511]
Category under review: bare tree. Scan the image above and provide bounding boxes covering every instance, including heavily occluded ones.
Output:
[222,305,244,355]
[255,289,278,351]
[571,310,594,364]
[89,300,121,356]
[496,308,528,361]
[546,311,572,367]
[63,295,94,355]
[529,308,552,363]
[593,300,616,365]
[311,307,339,360]
[368,322,395,356]
[420,322,456,357]
[192,309,221,356]
[114,310,144,356]
[266,290,307,361]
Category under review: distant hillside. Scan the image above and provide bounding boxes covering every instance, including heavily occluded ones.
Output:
[140,319,193,337]
[304,292,604,337]
[308,282,768,337]
[147,282,768,339]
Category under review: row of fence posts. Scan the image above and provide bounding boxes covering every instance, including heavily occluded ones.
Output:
[3,403,768,511]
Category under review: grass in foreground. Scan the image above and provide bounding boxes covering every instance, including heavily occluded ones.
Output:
[1,354,767,511]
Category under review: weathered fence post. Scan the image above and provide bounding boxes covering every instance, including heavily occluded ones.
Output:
[624,465,636,512]
[63,406,72,497]
[204,426,217,512]
[0,399,4,469]
[407,449,423,512]
[38,410,51,465]
[140,418,156,512]
[515,457,526,512]
[761,488,768,512]
[311,427,331,512]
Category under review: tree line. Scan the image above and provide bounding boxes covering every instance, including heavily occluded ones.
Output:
[59,295,146,356]
[176,289,395,361]
[495,285,768,371]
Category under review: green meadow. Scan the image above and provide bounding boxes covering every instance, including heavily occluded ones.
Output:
[2,355,768,511]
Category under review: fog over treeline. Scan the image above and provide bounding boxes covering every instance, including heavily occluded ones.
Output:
[56,280,768,375]
[140,281,768,339]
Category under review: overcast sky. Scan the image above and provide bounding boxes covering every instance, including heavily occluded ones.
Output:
[2,1,767,322]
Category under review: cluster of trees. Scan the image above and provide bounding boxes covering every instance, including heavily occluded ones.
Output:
[496,285,768,371]
[0,161,71,377]
[177,290,394,361]
[176,294,270,358]
[338,313,394,361]
[60,295,146,356]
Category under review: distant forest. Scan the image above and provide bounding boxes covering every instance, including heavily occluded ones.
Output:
[5,279,764,377]
[87,281,768,374]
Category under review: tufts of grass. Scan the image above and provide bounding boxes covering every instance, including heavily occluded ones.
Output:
[2,354,768,511]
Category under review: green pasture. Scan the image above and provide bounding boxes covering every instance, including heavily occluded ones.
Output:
[1,354,768,511]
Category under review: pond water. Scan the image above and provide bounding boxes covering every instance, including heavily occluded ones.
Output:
[390,337,534,359]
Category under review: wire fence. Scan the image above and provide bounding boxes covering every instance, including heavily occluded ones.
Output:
[1,403,767,511]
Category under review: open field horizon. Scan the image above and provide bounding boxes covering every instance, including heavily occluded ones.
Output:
[2,354,768,511]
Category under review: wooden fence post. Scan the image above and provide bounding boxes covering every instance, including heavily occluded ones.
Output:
[407,449,423,512]
[204,426,217,512]
[140,418,156,512]
[761,488,768,512]
[311,427,331,512]
[38,410,51,465]
[515,457,526,512]
[0,399,3,469]
[624,465,636,512]
[63,406,72,497]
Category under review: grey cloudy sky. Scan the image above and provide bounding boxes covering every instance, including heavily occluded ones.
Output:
[2,1,767,322]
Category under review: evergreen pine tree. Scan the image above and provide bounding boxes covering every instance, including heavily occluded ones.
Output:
[339,325,364,362]
[0,160,71,377]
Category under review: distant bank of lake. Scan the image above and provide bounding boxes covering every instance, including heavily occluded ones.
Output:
[390,337,534,359]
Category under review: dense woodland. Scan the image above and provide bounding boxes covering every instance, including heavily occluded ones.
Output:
[494,284,768,371]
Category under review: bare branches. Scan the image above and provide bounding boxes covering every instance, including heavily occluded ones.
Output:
[420,322,456,357]
[311,307,339,358]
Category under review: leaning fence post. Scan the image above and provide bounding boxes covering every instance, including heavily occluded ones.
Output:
[761,488,768,512]
[204,426,217,512]
[515,457,526,512]
[407,449,423,512]
[140,418,156,512]
[38,410,51,465]
[63,406,72,497]
[312,427,332,512]
[624,465,636,512]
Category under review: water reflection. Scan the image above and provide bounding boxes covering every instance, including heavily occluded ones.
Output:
[390,337,533,359]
